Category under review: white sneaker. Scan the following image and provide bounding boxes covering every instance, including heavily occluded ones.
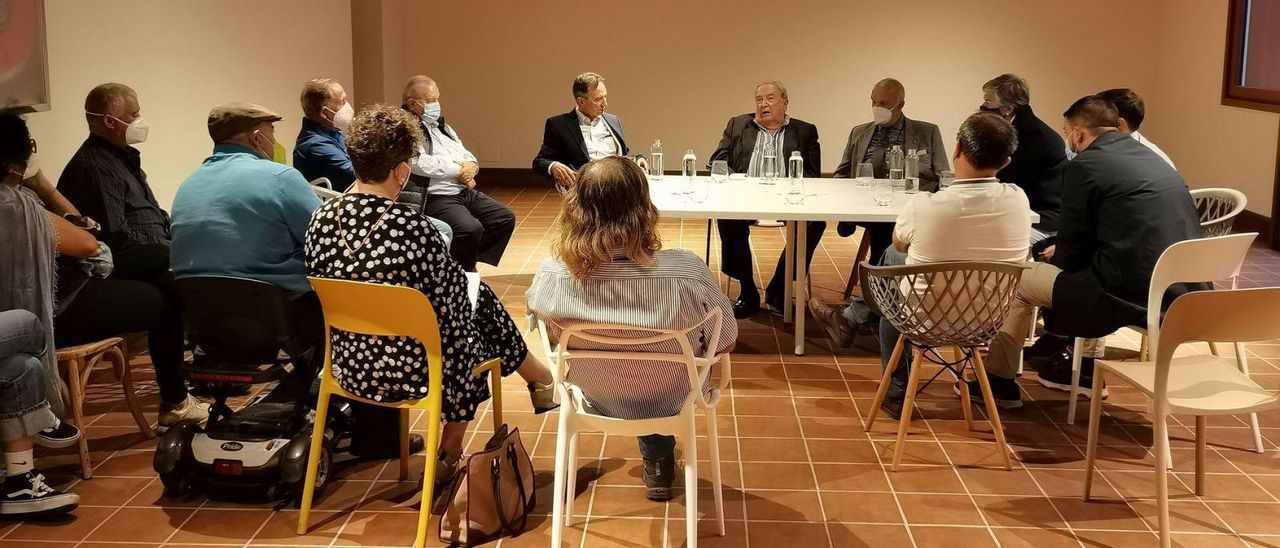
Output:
[157,394,210,428]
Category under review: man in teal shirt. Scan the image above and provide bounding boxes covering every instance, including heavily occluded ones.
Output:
[171,103,320,297]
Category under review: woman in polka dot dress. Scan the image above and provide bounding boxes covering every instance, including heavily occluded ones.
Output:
[304,104,555,482]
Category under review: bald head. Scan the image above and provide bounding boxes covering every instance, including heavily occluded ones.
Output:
[870,78,906,126]
[402,75,439,117]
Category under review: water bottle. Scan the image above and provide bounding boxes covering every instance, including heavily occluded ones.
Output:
[887,144,905,182]
[904,149,920,194]
[786,151,805,204]
[760,140,779,183]
[649,140,664,180]
[682,149,697,178]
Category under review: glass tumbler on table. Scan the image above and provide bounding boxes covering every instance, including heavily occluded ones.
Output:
[873,179,893,206]
[710,160,729,183]
[855,162,874,187]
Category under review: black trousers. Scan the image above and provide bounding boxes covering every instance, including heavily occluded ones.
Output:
[837,221,894,268]
[290,292,404,457]
[422,189,516,271]
[54,243,188,404]
[717,220,827,302]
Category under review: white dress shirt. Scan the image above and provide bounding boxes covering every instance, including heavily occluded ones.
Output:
[410,122,477,196]
[547,108,622,175]
[1132,131,1175,169]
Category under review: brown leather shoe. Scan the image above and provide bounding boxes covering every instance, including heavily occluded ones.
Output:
[808,299,855,348]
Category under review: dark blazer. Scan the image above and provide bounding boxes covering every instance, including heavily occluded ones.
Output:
[708,114,820,177]
[531,110,629,179]
[1046,132,1202,338]
[833,116,949,190]
[998,104,1067,232]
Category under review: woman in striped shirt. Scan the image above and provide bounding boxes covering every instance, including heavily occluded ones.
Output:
[527,156,737,501]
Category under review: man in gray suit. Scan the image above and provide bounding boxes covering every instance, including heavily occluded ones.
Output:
[833,78,949,263]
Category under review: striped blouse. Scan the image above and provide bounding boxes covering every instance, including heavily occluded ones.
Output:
[526,249,738,420]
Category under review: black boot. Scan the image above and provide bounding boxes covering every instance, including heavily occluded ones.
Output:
[642,456,676,501]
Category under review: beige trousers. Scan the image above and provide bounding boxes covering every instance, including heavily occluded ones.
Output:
[986,262,1105,378]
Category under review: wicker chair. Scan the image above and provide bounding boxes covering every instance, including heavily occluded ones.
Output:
[1190,188,1247,237]
[56,336,154,479]
[860,260,1027,471]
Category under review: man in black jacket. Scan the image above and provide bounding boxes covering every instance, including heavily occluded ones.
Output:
[531,72,645,188]
[710,81,822,318]
[980,74,1066,241]
[970,96,1201,409]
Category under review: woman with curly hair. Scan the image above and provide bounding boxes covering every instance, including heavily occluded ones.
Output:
[305,104,554,482]
[526,156,737,501]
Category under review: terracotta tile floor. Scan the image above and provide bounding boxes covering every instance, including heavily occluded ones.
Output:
[10,187,1280,547]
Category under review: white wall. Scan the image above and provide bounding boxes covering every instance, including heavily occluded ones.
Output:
[23,0,354,208]
[370,0,1162,174]
[1144,0,1280,216]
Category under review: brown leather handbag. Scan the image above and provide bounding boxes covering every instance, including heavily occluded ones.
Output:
[438,424,535,546]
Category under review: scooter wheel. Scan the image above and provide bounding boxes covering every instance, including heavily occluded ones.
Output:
[288,442,332,508]
[159,471,191,497]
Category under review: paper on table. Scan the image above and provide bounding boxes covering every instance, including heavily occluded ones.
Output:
[465,272,481,311]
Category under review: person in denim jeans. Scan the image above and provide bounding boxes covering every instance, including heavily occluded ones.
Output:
[0,309,81,516]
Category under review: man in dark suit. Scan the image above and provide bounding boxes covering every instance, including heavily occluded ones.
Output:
[832,78,950,263]
[710,81,822,318]
[969,96,1202,410]
[532,72,645,188]
[980,74,1066,242]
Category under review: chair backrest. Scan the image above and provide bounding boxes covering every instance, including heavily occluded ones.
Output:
[1145,233,1256,349]
[312,184,341,202]
[175,275,294,365]
[1154,287,1280,402]
[861,260,1027,348]
[541,308,726,411]
[1190,187,1247,237]
[308,277,443,407]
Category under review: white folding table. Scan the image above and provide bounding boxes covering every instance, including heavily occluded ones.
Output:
[648,175,1038,355]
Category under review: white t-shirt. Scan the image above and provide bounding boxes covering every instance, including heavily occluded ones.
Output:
[1132,131,1175,169]
[893,177,1032,265]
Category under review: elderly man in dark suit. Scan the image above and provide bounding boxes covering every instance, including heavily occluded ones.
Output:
[980,73,1067,242]
[970,96,1201,410]
[532,72,645,188]
[710,80,822,318]
[832,78,950,264]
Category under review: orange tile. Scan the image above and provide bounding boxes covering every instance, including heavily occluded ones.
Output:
[909,525,999,547]
[83,507,195,543]
[167,508,273,544]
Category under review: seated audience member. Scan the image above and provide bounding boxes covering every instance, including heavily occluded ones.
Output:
[526,156,738,501]
[305,105,556,480]
[399,76,514,271]
[810,113,1031,418]
[711,80,823,318]
[1095,88,1174,168]
[2,111,206,427]
[532,72,646,188]
[293,78,357,191]
[980,96,1201,407]
[980,74,1066,243]
[0,310,81,516]
[833,78,950,263]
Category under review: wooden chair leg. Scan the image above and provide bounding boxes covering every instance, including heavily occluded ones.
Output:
[1195,415,1207,496]
[954,347,974,431]
[842,232,873,300]
[865,335,906,432]
[890,349,925,472]
[65,357,92,479]
[971,351,1013,470]
[113,346,154,438]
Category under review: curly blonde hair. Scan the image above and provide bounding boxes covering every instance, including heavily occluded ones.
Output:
[345,103,423,183]
[552,157,661,279]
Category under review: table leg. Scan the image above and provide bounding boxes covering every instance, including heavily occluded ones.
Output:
[795,220,808,356]
[783,221,795,323]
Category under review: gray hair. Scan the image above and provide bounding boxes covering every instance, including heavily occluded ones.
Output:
[982,73,1030,109]
[755,80,788,101]
[300,78,340,117]
[572,72,604,99]
[84,83,136,115]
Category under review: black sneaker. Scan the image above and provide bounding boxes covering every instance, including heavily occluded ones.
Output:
[642,456,675,502]
[1037,356,1109,400]
[33,420,81,450]
[956,375,1023,410]
[1024,333,1070,361]
[881,397,916,422]
[0,472,79,517]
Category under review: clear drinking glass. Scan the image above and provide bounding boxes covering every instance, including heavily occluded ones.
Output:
[873,179,893,206]
[939,169,956,190]
[855,162,874,187]
[710,160,729,183]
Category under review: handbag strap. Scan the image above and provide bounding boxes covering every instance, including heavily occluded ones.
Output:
[487,443,533,537]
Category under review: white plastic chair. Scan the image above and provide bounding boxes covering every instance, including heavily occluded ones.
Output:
[310,177,340,201]
[540,310,732,548]
[1190,187,1247,237]
[1083,286,1280,548]
[1065,234,1261,452]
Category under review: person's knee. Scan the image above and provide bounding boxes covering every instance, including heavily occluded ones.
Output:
[451,216,485,243]
[0,309,46,357]
[490,207,516,232]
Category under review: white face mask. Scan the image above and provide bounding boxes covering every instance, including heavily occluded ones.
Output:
[21,153,40,180]
[88,112,150,144]
[325,102,355,131]
[872,106,893,125]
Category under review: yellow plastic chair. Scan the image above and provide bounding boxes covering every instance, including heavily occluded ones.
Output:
[297,277,504,548]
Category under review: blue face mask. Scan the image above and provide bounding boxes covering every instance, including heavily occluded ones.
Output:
[420,100,441,125]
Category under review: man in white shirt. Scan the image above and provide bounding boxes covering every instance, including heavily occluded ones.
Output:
[400,76,515,271]
[532,72,646,188]
[810,113,1031,419]
[1096,88,1175,169]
